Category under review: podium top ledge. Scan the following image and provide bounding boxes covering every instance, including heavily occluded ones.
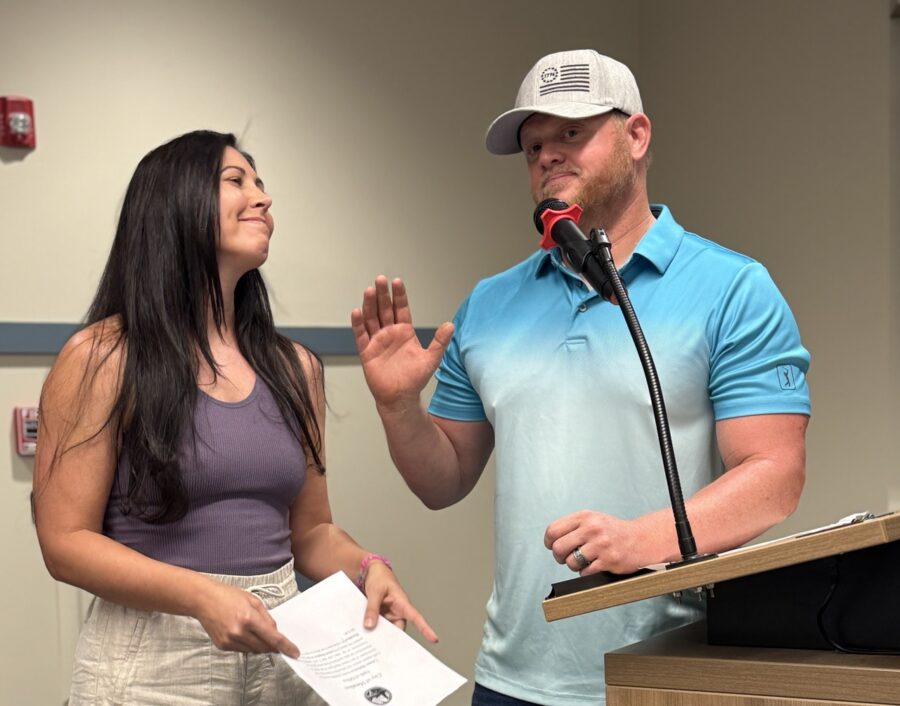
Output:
[543,511,900,622]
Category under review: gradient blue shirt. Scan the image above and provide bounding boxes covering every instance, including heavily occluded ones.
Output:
[428,205,810,706]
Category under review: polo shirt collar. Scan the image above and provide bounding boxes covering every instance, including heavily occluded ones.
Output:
[631,204,683,275]
[533,203,684,279]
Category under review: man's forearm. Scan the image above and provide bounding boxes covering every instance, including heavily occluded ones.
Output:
[376,399,474,510]
[636,453,805,566]
[684,455,803,554]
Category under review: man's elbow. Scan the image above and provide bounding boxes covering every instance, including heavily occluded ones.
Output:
[409,478,470,511]
[416,488,459,511]
[774,463,806,521]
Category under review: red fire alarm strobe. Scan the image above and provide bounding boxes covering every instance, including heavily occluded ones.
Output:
[14,407,39,456]
[0,96,36,149]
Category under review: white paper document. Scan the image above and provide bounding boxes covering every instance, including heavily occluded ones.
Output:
[719,511,877,556]
[270,572,466,706]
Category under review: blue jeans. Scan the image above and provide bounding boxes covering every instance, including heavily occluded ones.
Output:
[472,683,544,706]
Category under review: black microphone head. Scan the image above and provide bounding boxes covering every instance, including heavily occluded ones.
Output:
[533,198,569,235]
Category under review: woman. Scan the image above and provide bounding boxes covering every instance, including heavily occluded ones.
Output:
[33,130,435,705]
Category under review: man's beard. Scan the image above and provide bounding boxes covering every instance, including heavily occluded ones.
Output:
[539,131,637,224]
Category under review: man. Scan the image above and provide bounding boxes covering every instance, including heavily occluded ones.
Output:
[351,49,809,706]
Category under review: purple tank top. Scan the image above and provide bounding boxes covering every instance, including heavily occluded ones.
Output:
[103,379,307,575]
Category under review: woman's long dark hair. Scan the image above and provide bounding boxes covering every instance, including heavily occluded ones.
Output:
[82,130,323,523]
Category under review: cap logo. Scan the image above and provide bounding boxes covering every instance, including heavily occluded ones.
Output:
[538,63,590,96]
[540,67,559,83]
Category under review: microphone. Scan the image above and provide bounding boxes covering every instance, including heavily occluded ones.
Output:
[533,198,615,302]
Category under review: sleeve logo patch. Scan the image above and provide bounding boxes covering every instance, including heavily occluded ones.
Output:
[777,365,796,390]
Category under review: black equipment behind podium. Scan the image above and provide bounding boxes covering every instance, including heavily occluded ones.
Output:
[707,536,900,652]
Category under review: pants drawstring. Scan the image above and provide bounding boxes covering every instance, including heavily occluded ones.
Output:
[246,583,287,602]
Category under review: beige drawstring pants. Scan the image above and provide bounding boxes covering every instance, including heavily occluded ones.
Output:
[68,560,327,705]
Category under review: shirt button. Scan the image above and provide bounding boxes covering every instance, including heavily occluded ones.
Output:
[576,281,584,289]
[578,303,588,313]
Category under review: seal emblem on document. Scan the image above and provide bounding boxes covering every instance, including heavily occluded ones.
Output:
[364,686,392,704]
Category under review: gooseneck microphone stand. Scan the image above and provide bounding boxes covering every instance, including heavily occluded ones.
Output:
[535,198,714,582]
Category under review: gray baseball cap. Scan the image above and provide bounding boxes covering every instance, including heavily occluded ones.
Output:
[485,49,643,155]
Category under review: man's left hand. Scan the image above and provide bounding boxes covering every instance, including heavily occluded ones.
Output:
[544,510,651,576]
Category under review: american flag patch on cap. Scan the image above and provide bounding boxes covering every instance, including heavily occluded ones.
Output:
[538,63,591,96]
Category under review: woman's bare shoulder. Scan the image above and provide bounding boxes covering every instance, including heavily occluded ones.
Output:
[46,316,126,398]
[61,316,123,355]
[289,340,322,379]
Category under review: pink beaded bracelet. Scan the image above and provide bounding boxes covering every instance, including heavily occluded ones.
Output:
[356,553,392,591]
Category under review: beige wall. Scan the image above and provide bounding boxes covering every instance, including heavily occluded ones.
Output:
[639,0,899,534]
[1,1,897,704]
[891,0,900,513]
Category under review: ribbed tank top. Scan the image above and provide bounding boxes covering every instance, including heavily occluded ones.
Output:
[103,379,307,575]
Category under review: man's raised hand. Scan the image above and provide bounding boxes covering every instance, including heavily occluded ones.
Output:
[351,276,454,412]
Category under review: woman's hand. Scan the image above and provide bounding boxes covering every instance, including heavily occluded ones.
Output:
[362,561,438,643]
[194,580,300,657]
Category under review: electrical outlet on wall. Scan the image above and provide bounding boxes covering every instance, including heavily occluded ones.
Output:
[13,407,38,456]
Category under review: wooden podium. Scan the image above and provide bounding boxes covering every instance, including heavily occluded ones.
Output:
[542,512,900,705]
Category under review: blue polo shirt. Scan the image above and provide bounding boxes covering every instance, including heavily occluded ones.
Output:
[428,205,810,706]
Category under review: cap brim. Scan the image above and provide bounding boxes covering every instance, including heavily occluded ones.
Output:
[484,102,616,155]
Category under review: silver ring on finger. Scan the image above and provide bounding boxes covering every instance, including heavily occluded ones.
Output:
[571,546,590,571]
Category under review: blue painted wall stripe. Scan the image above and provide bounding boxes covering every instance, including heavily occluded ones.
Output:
[0,322,437,357]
